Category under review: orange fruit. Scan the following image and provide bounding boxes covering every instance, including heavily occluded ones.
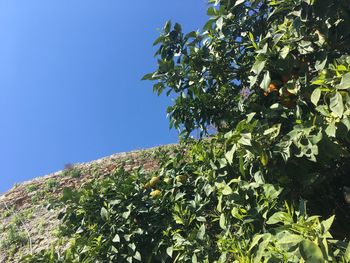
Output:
[150,189,162,199]
[268,83,278,92]
[264,83,279,96]
[149,176,160,187]
[176,175,187,184]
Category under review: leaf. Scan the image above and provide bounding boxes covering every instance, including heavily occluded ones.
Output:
[219,213,226,230]
[100,207,109,221]
[133,251,142,261]
[141,73,154,80]
[311,89,321,106]
[315,55,327,71]
[280,46,290,59]
[260,71,271,91]
[222,185,232,195]
[325,121,336,137]
[196,224,206,240]
[345,241,350,262]
[329,92,344,117]
[320,215,334,235]
[174,23,182,33]
[254,235,271,263]
[266,212,290,225]
[217,194,223,212]
[251,60,266,76]
[337,72,350,90]
[153,36,163,46]
[239,152,245,176]
[238,133,252,146]
[260,152,268,166]
[216,17,224,30]
[166,246,173,258]
[234,0,245,7]
[192,253,198,263]
[164,20,171,33]
[207,7,218,16]
[225,146,236,165]
[249,234,264,251]
[276,232,303,245]
[299,240,324,263]
[112,234,120,243]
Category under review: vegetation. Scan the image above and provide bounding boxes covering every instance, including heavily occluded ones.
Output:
[21,0,350,262]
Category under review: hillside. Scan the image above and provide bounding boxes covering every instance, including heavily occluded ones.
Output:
[0,144,177,262]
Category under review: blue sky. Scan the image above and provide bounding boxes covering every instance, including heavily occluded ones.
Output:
[0,1,208,193]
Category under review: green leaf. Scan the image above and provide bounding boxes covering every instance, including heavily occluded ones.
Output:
[299,240,324,263]
[329,92,344,117]
[216,17,224,30]
[100,207,109,221]
[166,246,173,258]
[225,146,236,165]
[325,121,336,137]
[260,152,268,166]
[217,194,223,212]
[207,7,218,16]
[112,234,120,243]
[345,241,350,262]
[315,55,327,71]
[260,71,271,91]
[192,253,198,263]
[174,23,182,33]
[337,72,350,90]
[141,73,154,80]
[164,20,171,33]
[311,89,321,106]
[276,232,303,245]
[249,234,264,251]
[320,215,334,235]
[234,0,245,7]
[238,133,252,146]
[239,152,245,176]
[222,185,232,195]
[280,46,290,59]
[254,235,271,263]
[219,213,226,230]
[153,36,163,46]
[266,212,291,225]
[196,224,206,240]
[251,60,266,76]
[133,251,142,261]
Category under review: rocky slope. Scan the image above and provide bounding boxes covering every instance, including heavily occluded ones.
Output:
[0,144,176,263]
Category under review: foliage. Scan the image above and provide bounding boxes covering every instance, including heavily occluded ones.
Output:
[21,0,350,262]
[0,223,28,256]
[62,164,81,178]
[21,139,350,262]
[143,0,350,239]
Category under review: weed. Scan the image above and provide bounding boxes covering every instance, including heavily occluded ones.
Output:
[62,164,81,178]
[45,178,58,191]
[26,184,38,193]
[0,224,27,250]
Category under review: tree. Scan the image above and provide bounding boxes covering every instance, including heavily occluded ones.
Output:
[145,0,350,238]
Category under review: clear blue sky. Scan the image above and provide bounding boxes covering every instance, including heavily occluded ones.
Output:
[0,1,208,192]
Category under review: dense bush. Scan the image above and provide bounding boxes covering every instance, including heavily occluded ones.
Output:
[22,0,350,262]
[21,139,349,262]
